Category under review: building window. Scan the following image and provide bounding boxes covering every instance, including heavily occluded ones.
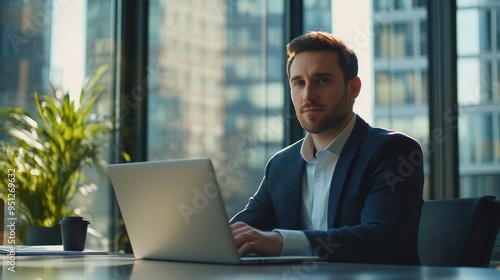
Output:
[457,0,500,198]
[0,0,115,250]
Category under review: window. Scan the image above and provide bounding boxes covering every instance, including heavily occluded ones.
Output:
[0,0,115,250]
[457,0,500,198]
[147,0,285,217]
[371,0,430,196]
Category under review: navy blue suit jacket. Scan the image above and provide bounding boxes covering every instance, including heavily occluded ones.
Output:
[230,115,424,265]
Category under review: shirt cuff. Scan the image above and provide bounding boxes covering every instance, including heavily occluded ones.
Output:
[273,229,313,256]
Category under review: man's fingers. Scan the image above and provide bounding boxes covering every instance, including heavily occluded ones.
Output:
[237,241,256,256]
[230,222,283,256]
[231,222,261,255]
[230,222,250,235]
[230,221,245,230]
[232,224,257,248]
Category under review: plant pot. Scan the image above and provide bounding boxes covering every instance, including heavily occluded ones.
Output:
[27,226,62,245]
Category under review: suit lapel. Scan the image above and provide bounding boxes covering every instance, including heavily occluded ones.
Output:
[327,116,368,227]
[282,147,306,229]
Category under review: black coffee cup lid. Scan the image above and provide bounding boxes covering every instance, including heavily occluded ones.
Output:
[59,216,90,224]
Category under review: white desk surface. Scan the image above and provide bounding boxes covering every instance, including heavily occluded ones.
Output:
[2,254,500,280]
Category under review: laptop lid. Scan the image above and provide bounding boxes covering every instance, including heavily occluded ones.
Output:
[109,158,319,264]
[109,158,242,264]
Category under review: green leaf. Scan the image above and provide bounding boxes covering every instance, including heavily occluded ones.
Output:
[0,65,114,229]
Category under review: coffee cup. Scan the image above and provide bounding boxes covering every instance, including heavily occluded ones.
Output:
[59,216,90,251]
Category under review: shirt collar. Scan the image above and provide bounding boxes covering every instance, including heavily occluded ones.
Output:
[300,114,357,163]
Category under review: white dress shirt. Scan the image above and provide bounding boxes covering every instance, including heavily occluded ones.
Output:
[274,115,356,255]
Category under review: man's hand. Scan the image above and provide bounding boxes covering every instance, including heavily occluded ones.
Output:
[230,222,283,256]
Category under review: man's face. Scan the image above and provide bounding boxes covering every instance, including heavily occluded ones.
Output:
[289,51,360,135]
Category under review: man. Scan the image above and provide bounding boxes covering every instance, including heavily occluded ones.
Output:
[230,31,424,265]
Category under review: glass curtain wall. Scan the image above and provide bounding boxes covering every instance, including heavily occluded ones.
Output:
[372,0,430,197]
[147,0,285,217]
[457,0,500,263]
[457,0,500,199]
[0,0,115,250]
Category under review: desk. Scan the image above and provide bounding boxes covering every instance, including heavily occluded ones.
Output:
[2,254,500,279]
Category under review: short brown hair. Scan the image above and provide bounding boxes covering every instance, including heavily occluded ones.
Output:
[286,31,358,85]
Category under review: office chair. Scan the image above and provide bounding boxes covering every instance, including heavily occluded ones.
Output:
[418,195,500,267]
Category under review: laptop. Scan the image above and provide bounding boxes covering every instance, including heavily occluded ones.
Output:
[108,158,318,264]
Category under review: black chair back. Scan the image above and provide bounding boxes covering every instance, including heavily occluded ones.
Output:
[418,195,500,267]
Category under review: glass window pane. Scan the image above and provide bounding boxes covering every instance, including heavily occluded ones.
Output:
[375,69,427,106]
[392,22,414,57]
[304,0,332,32]
[0,0,115,250]
[458,3,500,202]
[374,22,417,58]
[458,58,481,105]
[375,19,426,59]
[148,0,285,217]
[460,112,495,162]
[375,71,391,105]
[457,9,481,55]
[374,24,391,59]
[394,71,414,104]
[369,1,430,197]
[458,8,493,55]
[458,58,499,104]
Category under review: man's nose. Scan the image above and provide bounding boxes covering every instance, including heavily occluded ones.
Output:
[303,84,317,102]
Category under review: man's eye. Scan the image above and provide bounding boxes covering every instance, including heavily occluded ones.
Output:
[293,80,305,86]
[318,78,329,84]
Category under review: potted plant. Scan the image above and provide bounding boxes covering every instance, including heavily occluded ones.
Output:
[0,66,111,244]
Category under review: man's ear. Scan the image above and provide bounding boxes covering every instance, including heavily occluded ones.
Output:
[348,77,361,100]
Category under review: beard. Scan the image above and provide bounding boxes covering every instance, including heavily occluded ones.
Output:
[295,89,351,134]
